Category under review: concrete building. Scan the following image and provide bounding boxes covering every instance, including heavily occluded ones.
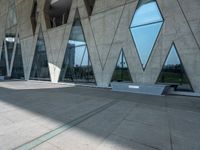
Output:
[0,0,200,93]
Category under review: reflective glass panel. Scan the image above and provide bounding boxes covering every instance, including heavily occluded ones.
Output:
[131,0,163,27]
[0,44,7,76]
[11,41,24,79]
[5,33,16,66]
[30,29,50,81]
[131,22,162,68]
[59,14,95,84]
[111,50,132,82]
[130,0,163,69]
[157,44,193,92]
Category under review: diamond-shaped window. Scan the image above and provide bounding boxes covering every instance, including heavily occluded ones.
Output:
[130,0,164,69]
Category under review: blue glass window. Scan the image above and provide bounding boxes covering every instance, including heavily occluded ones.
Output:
[130,0,163,69]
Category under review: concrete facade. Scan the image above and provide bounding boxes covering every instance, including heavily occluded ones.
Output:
[0,0,200,92]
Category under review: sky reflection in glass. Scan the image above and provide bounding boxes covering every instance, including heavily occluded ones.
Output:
[165,45,181,65]
[132,1,163,27]
[116,51,128,68]
[68,40,89,67]
[130,0,163,69]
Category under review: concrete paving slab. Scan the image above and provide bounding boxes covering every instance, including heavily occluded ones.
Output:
[0,81,199,150]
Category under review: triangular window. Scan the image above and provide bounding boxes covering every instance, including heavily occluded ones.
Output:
[30,29,50,81]
[5,33,16,66]
[157,44,193,92]
[111,50,132,82]
[11,37,24,79]
[59,11,95,84]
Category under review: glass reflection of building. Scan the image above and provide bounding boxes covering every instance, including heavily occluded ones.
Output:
[112,50,132,82]
[59,12,95,84]
[130,0,163,69]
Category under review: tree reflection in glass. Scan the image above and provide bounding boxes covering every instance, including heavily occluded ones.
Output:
[111,50,132,82]
[157,44,193,92]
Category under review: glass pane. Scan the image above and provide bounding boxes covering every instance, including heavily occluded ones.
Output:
[112,51,132,82]
[157,45,193,92]
[30,29,50,81]
[59,15,95,84]
[5,33,16,66]
[69,19,85,42]
[0,44,7,76]
[131,22,162,68]
[131,0,163,27]
[11,42,24,79]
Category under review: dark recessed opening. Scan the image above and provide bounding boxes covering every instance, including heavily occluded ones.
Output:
[44,0,72,29]
[84,0,95,16]
[30,0,38,34]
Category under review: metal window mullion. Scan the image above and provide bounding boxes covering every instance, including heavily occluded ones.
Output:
[131,20,163,29]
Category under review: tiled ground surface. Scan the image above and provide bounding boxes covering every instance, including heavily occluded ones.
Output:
[0,81,200,150]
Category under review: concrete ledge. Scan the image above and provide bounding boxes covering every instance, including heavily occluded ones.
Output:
[111,82,168,96]
[167,88,200,97]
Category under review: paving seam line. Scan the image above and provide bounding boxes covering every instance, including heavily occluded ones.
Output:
[15,100,119,150]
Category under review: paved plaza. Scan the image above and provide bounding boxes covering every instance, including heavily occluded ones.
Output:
[0,81,200,150]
